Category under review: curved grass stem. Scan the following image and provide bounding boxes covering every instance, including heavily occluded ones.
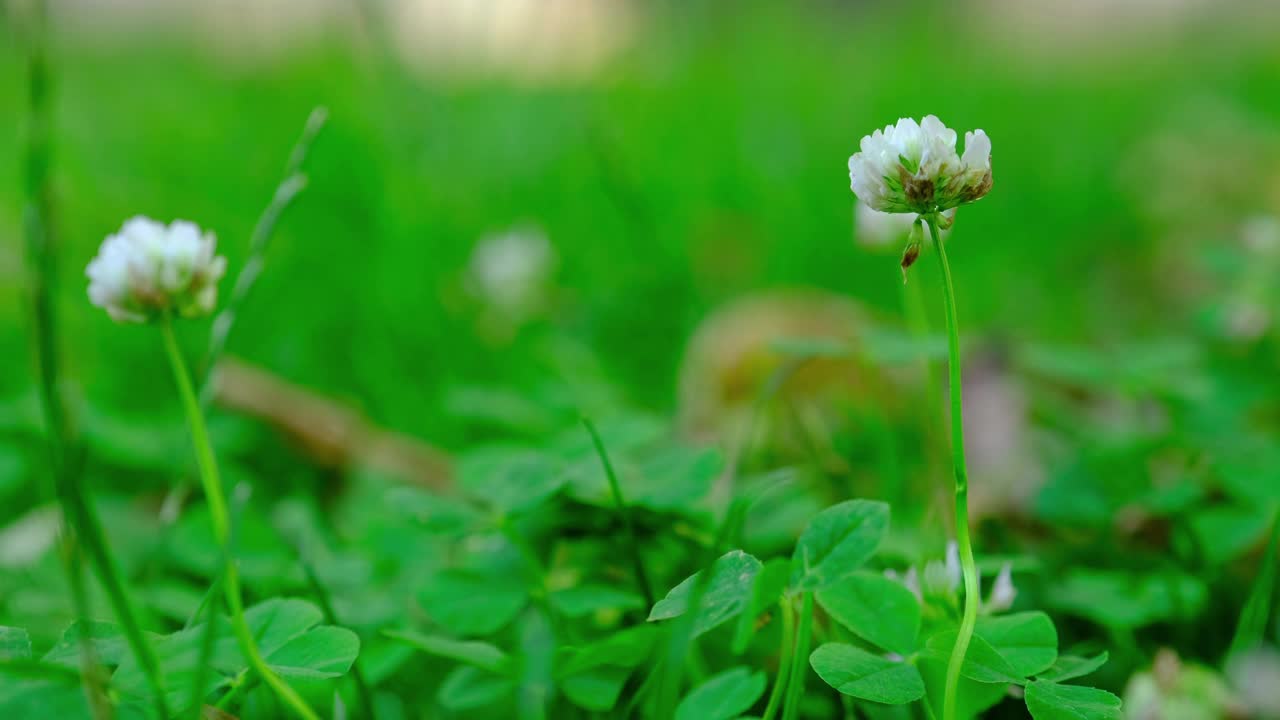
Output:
[925,217,980,720]
[20,2,169,715]
[760,597,795,720]
[582,417,655,608]
[162,317,321,720]
[780,592,813,720]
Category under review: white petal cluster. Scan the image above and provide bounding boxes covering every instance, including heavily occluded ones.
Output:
[885,541,1017,614]
[467,226,556,316]
[849,116,992,214]
[86,216,227,323]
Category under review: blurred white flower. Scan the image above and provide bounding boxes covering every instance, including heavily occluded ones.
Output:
[985,563,1017,613]
[849,116,992,215]
[922,541,963,596]
[1227,647,1280,718]
[86,216,226,323]
[891,544,1017,614]
[856,204,955,249]
[885,566,923,603]
[467,226,556,318]
[1241,216,1280,254]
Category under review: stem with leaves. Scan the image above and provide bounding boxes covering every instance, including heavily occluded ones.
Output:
[199,106,328,406]
[19,3,169,716]
[925,216,980,720]
[162,317,321,720]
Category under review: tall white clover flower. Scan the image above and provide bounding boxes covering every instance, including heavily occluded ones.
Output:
[86,216,227,323]
[849,116,992,215]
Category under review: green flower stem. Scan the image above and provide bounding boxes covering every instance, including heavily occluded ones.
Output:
[780,592,813,720]
[161,317,321,720]
[19,3,169,716]
[199,106,327,408]
[760,598,795,720]
[925,217,980,720]
[582,417,656,608]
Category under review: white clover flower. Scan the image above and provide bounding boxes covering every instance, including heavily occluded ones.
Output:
[922,541,963,597]
[86,216,226,323]
[885,567,922,603]
[1228,647,1280,718]
[467,226,556,316]
[984,563,1017,613]
[849,116,992,215]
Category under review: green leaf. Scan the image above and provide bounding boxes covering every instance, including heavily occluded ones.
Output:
[556,626,658,677]
[1189,506,1272,566]
[732,558,790,654]
[458,448,566,514]
[565,443,721,511]
[634,446,723,510]
[266,625,360,679]
[649,550,762,637]
[419,569,528,636]
[561,666,631,711]
[0,628,31,660]
[917,657,1008,719]
[816,571,920,655]
[809,643,924,705]
[790,500,889,591]
[975,612,1058,677]
[675,666,766,720]
[112,598,358,713]
[384,630,511,673]
[385,487,482,534]
[438,665,515,711]
[1038,653,1109,684]
[925,631,1023,684]
[0,678,90,718]
[1050,570,1206,629]
[549,585,645,618]
[1024,680,1122,720]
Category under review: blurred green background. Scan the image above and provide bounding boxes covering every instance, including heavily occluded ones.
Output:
[4,0,1277,444]
[4,0,1280,714]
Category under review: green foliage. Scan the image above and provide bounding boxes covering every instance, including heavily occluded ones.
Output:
[648,550,763,637]
[417,569,528,636]
[1024,681,1124,720]
[8,1,1280,717]
[816,571,920,655]
[790,500,889,591]
[809,643,924,705]
[675,666,766,720]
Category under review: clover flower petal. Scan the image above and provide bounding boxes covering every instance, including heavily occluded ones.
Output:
[86,216,226,323]
[849,116,992,214]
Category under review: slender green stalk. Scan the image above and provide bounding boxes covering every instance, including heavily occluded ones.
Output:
[780,592,813,720]
[199,106,328,407]
[18,3,167,716]
[582,417,655,608]
[925,217,980,720]
[161,318,321,720]
[760,598,795,720]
